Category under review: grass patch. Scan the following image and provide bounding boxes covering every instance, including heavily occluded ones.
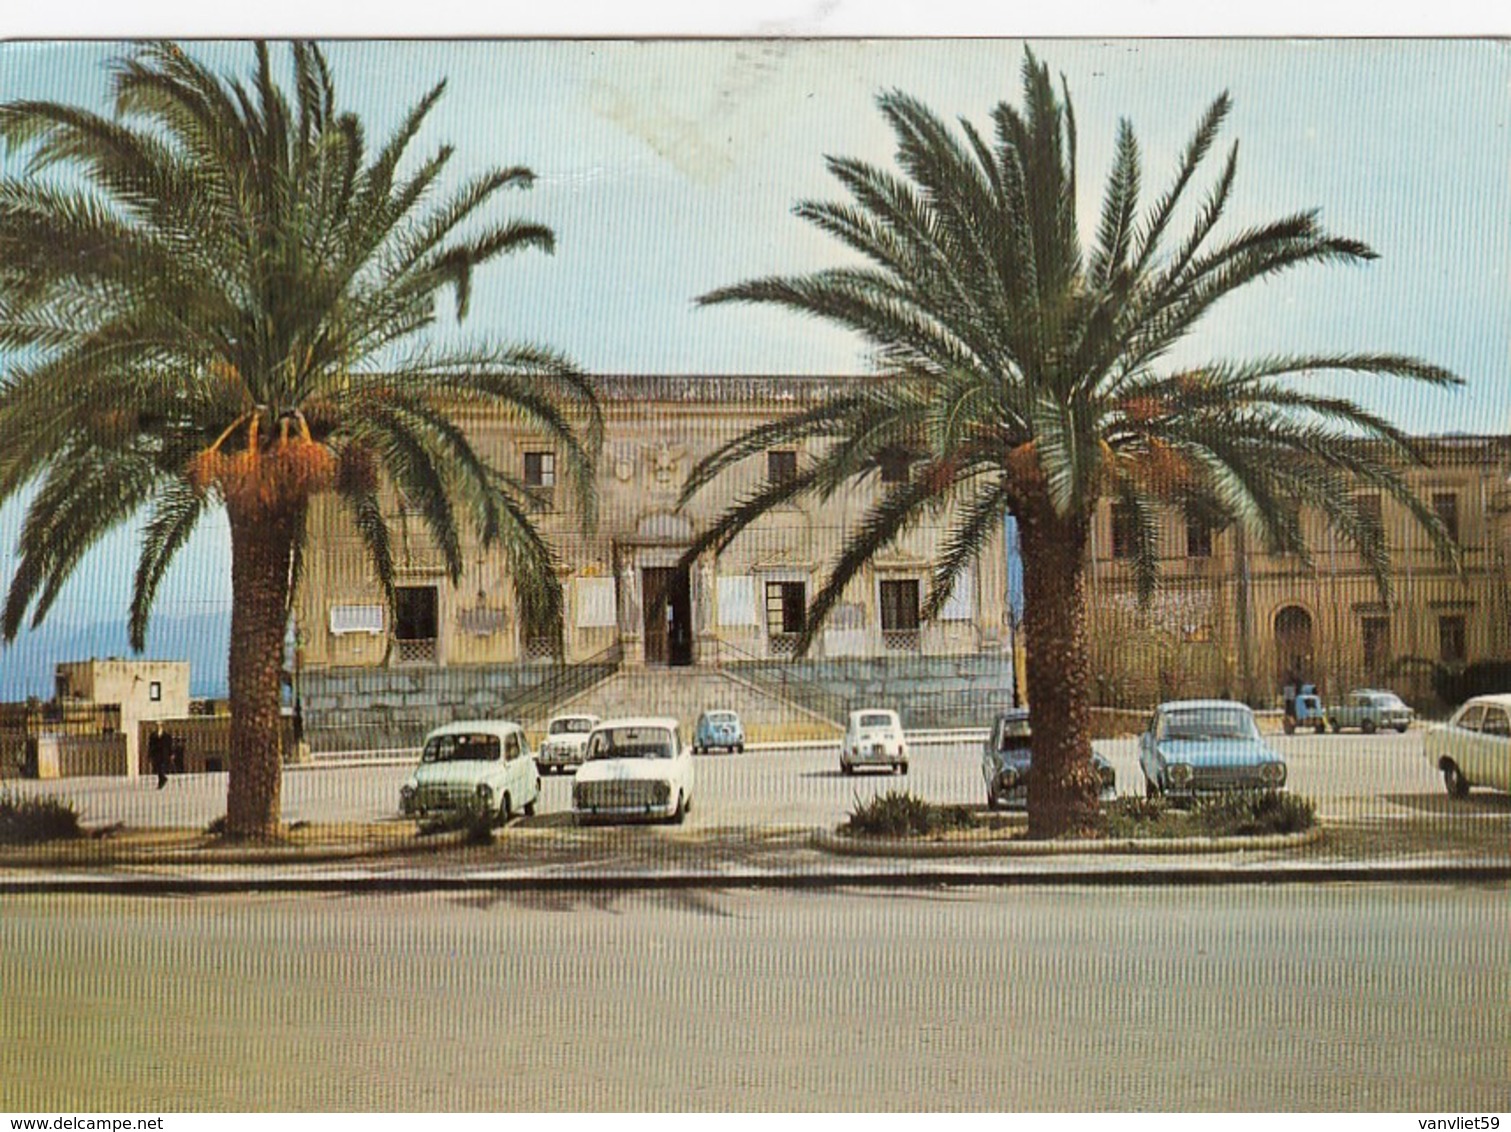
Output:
[1102,790,1316,839]
[845,790,975,837]
[0,791,83,844]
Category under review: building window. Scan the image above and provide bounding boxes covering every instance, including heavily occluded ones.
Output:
[1186,515,1212,559]
[1355,492,1383,525]
[879,448,911,484]
[394,585,439,663]
[879,578,921,651]
[765,581,805,656]
[149,681,162,702]
[767,450,798,486]
[1111,502,1137,560]
[1438,615,1466,665]
[1432,492,1459,543]
[1361,616,1391,678]
[523,451,555,487]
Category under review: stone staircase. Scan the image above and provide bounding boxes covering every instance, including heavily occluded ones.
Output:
[523,665,842,744]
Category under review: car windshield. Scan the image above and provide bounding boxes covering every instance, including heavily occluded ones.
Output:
[707,712,738,725]
[1159,708,1257,742]
[859,713,896,729]
[549,718,595,734]
[422,733,501,763]
[1374,694,1406,708]
[997,716,1032,751]
[586,727,675,760]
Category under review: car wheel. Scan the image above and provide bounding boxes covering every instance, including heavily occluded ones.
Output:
[736,744,744,754]
[1361,719,1376,735]
[523,796,536,817]
[1329,720,1340,733]
[500,792,513,823]
[1395,724,1408,734]
[897,762,909,775]
[1144,775,1161,799]
[1442,762,1470,799]
[987,786,1000,811]
[1283,718,1295,735]
[841,761,853,775]
[671,792,687,824]
[1315,723,1327,735]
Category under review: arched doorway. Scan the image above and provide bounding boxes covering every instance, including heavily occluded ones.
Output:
[1273,605,1314,689]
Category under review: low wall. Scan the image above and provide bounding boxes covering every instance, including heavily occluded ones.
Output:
[135,717,300,774]
[299,664,566,753]
[729,655,1017,729]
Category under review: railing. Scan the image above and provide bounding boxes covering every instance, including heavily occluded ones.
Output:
[503,641,623,725]
[709,638,849,725]
[882,629,921,653]
[394,637,437,664]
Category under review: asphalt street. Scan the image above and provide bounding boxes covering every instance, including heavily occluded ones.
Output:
[2,884,1505,1111]
[8,728,1496,832]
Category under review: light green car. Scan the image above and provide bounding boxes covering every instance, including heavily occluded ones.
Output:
[399,721,541,823]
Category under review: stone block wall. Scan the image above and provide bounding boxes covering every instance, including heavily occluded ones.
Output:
[299,664,570,753]
[728,655,1017,729]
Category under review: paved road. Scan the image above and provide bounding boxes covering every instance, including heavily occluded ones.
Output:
[9,729,1482,831]
[2,884,1505,1111]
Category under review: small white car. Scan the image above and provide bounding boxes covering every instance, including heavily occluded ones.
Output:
[536,713,601,774]
[572,716,693,824]
[1424,694,1511,798]
[841,708,908,775]
[399,720,541,823]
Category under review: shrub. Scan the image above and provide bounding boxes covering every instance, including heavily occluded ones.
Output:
[0,791,83,844]
[845,791,973,837]
[1191,790,1316,836]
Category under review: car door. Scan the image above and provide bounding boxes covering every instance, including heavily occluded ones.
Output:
[1471,705,1510,789]
[1443,703,1484,775]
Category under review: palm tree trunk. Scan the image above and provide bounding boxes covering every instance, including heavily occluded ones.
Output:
[224,502,298,838]
[1016,502,1102,839]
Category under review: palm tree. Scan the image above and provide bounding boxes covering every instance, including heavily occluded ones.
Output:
[678,50,1458,838]
[0,42,601,837]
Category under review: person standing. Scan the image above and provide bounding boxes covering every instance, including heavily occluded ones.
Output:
[147,722,172,789]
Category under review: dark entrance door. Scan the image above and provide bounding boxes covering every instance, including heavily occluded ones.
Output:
[642,565,693,666]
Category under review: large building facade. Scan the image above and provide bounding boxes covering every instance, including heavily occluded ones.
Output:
[1083,436,1511,709]
[294,375,1016,748]
[293,375,1511,748]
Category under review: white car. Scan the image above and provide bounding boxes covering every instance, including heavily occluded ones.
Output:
[536,712,601,774]
[399,720,541,823]
[841,708,908,775]
[1424,694,1511,798]
[572,717,693,824]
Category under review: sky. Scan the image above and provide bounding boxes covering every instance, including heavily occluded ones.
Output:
[0,22,1508,692]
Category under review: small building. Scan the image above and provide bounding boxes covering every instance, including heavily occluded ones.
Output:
[54,658,191,778]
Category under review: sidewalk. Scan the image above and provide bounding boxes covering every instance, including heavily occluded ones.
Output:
[2,816,1507,893]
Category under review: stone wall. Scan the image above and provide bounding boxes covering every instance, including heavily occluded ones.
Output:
[299,664,571,753]
[728,655,1017,729]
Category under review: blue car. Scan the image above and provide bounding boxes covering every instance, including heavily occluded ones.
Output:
[693,709,745,755]
[1138,699,1287,799]
[980,708,1115,809]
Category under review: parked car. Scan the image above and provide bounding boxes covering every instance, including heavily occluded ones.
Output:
[693,709,745,754]
[979,708,1116,809]
[1326,689,1414,734]
[536,712,601,774]
[841,709,907,775]
[572,717,693,824]
[1138,700,1287,799]
[399,720,540,823]
[1423,694,1511,798]
[1282,683,1327,734]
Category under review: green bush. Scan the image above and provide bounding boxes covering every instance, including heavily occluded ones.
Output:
[845,791,974,837]
[1191,790,1315,836]
[0,791,83,844]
